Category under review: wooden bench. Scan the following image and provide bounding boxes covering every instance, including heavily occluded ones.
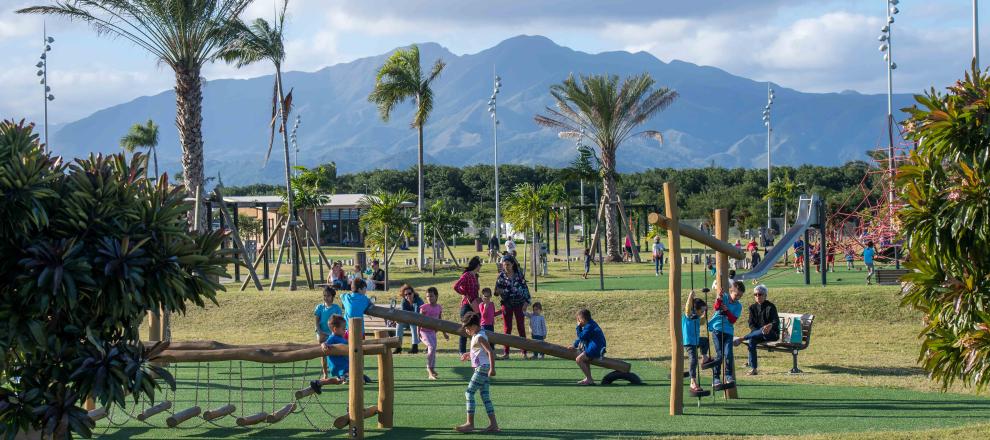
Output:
[876,269,909,286]
[755,313,815,374]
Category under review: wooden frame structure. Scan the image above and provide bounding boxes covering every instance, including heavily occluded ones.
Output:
[648,183,746,415]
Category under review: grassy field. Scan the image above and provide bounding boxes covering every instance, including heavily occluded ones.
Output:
[98,244,990,439]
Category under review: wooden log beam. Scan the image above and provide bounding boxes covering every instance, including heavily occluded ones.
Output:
[266,403,296,423]
[166,406,201,428]
[647,212,745,260]
[365,305,632,373]
[136,401,172,421]
[154,341,395,363]
[148,337,399,352]
[202,404,236,421]
[348,317,364,439]
[663,183,684,416]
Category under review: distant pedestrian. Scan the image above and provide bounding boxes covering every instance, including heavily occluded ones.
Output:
[864,241,877,285]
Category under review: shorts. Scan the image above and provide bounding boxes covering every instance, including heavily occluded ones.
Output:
[583,342,606,359]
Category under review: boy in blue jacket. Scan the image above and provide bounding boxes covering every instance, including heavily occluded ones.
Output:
[573,308,606,385]
[708,280,745,388]
[682,291,713,393]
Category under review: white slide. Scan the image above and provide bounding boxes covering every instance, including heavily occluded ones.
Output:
[736,194,819,281]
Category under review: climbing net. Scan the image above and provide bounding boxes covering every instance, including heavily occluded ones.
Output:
[93,359,344,435]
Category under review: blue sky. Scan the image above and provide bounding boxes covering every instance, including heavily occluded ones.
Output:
[0,0,985,124]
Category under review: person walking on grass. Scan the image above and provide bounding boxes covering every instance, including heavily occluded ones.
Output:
[456,312,499,433]
[582,248,594,279]
[488,234,500,263]
[504,236,517,258]
[864,241,877,285]
[394,284,423,354]
[454,257,482,355]
[313,287,342,380]
[419,287,448,380]
[733,284,779,376]
[495,255,530,359]
[652,237,666,276]
[573,308,607,385]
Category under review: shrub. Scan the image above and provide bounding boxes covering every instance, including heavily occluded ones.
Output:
[0,120,230,438]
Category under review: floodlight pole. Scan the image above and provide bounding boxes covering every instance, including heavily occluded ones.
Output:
[976,0,981,68]
[490,66,503,239]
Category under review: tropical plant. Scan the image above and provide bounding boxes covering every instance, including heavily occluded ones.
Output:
[423,199,467,244]
[359,190,414,273]
[505,182,565,285]
[19,0,254,228]
[898,66,990,391]
[237,214,263,241]
[368,44,446,270]
[535,73,677,261]
[0,120,229,439]
[120,119,160,180]
[763,175,807,232]
[468,203,494,239]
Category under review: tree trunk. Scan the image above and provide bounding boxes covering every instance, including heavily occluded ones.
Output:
[600,147,622,262]
[417,117,426,271]
[152,146,160,182]
[275,67,298,290]
[175,66,205,230]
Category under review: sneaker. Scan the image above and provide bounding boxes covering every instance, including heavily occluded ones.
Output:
[746,369,758,376]
[732,337,743,347]
[410,344,419,354]
[309,380,323,395]
[363,375,375,384]
[712,378,722,388]
[725,375,735,384]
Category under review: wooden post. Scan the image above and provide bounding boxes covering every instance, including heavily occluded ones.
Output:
[715,209,739,399]
[375,330,394,428]
[148,309,161,342]
[664,183,684,415]
[262,204,270,279]
[348,317,364,439]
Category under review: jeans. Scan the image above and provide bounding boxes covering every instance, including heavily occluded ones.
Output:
[501,304,527,356]
[654,255,664,273]
[396,321,419,346]
[711,331,734,382]
[459,303,473,354]
[685,337,710,381]
[532,334,546,358]
[742,329,777,370]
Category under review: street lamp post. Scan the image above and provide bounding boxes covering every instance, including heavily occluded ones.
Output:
[36,24,55,150]
[762,84,774,233]
[878,0,899,208]
[487,68,503,239]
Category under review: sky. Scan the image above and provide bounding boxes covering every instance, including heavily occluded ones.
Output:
[0,0,985,124]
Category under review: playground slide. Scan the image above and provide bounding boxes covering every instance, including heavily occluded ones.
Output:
[736,195,817,281]
[363,305,632,373]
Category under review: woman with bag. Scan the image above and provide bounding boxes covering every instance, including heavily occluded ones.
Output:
[494,255,530,359]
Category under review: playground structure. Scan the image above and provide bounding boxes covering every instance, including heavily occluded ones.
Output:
[86,319,397,439]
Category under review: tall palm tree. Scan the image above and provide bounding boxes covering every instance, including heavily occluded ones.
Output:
[368,44,446,271]
[121,119,160,180]
[19,0,254,229]
[359,190,414,289]
[535,73,677,261]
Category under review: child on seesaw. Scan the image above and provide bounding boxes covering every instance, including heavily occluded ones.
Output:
[573,308,606,385]
[682,290,713,393]
[309,315,348,394]
[419,287,449,380]
[314,286,342,380]
[456,312,499,433]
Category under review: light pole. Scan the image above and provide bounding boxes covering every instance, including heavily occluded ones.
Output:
[878,0,899,208]
[36,24,55,150]
[487,68,503,239]
[762,84,774,232]
[975,0,981,67]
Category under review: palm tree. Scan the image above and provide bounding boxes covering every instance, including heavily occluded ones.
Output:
[121,119,160,180]
[19,0,253,228]
[535,73,677,261]
[368,44,446,271]
[505,182,565,289]
[359,190,415,289]
[763,175,807,233]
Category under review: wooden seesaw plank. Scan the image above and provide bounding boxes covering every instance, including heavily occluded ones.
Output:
[364,305,633,373]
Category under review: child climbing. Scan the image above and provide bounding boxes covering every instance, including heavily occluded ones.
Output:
[309,315,348,394]
[709,281,744,389]
[419,287,448,380]
[682,291,712,393]
[314,287,342,380]
[526,302,548,359]
[573,308,607,386]
[456,312,499,433]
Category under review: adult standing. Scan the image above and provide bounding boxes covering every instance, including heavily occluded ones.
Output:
[494,255,530,359]
[369,259,386,291]
[454,256,483,355]
[504,236,517,258]
[733,284,779,376]
[652,237,666,276]
[488,234,500,263]
[394,284,424,354]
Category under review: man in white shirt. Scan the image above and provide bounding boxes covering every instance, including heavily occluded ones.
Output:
[505,237,517,257]
[652,238,666,276]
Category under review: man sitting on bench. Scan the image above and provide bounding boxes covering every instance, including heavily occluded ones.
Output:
[734,284,779,376]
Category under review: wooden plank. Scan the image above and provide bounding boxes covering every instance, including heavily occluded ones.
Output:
[648,212,746,260]
[236,412,268,426]
[364,305,632,373]
[136,401,172,421]
[348,317,364,439]
[715,209,739,400]
[151,337,399,352]
[155,342,393,363]
[166,406,201,427]
[663,183,684,415]
[266,403,296,423]
[202,404,236,421]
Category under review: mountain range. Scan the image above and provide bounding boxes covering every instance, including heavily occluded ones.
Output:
[50,35,916,186]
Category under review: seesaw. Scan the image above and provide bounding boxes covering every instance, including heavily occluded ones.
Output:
[364,305,641,384]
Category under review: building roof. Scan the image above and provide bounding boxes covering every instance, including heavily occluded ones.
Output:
[218,193,412,209]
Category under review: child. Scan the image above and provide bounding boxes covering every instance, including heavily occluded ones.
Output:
[582,248,593,279]
[341,278,372,339]
[348,263,364,283]
[328,261,347,289]
[826,249,835,272]
[682,291,712,393]
[456,312,499,433]
[526,302,548,359]
[845,248,855,270]
[572,308,606,385]
[863,241,877,285]
[478,288,501,333]
[309,315,348,393]
[419,287,449,379]
[709,281,744,388]
[314,287,342,379]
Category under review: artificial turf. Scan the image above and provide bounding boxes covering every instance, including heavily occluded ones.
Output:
[94,355,990,439]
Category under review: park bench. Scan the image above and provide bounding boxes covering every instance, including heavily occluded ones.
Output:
[754,313,815,374]
[876,269,909,286]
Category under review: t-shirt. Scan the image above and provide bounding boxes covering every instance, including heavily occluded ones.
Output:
[340,292,372,334]
[529,314,547,337]
[371,269,386,291]
[323,333,349,378]
[708,292,742,336]
[652,242,665,257]
[470,329,491,367]
[418,303,442,335]
[479,301,497,326]
[505,239,516,253]
[863,247,876,265]
[746,241,758,252]
[681,314,701,346]
[314,303,343,335]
